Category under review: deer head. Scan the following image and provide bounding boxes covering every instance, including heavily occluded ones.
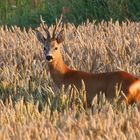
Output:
[36,15,65,63]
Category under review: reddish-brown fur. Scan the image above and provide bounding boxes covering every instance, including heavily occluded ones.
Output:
[48,50,140,104]
[36,19,140,105]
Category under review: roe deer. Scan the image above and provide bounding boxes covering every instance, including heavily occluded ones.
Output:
[36,17,140,106]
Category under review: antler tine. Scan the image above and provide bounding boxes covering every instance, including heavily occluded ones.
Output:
[40,15,51,40]
[52,14,63,39]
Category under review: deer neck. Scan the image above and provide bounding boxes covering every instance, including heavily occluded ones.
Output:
[48,56,69,86]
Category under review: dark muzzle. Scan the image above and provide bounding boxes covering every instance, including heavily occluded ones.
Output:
[46,55,53,61]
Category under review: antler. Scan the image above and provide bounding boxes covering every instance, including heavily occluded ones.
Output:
[40,16,51,40]
[52,14,63,39]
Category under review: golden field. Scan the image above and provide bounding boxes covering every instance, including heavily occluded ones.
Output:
[0,21,140,140]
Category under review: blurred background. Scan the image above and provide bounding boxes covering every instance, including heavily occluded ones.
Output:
[0,0,140,28]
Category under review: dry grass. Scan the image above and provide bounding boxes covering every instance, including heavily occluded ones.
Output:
[0,20,140,140]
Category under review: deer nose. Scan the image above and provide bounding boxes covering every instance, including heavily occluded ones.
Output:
[46,55,53,61]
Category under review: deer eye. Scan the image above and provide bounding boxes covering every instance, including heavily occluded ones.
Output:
[54,47,58,50]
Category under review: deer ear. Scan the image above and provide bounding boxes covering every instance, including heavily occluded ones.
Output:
[36,30,46,44]
[56,29,65,44]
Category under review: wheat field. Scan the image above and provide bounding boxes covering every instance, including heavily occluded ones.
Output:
[0,21,140,140]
